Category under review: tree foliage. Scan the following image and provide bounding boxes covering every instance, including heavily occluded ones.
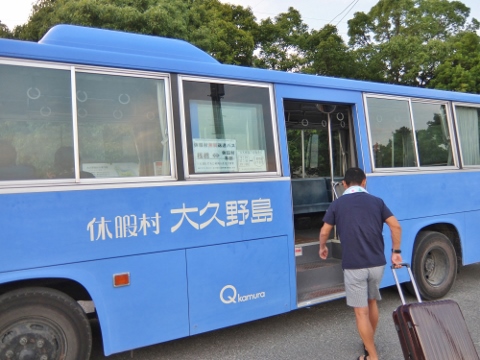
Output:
[187,2,257,65]
[0,21,13,38]
[253,7,309,71]
[348,0,479,87]
[302,25,357,78]
[428,31,480,93]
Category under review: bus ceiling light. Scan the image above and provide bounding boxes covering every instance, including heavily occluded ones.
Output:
[113,272,130,287]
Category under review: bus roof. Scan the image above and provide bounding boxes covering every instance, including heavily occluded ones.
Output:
[39,25,219,64]
[1,24,480,105]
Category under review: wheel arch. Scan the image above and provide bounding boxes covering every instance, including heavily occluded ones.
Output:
[0,277,92,302]
[415,222,462,270]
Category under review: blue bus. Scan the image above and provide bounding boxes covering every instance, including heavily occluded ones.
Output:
[0,25,479,359]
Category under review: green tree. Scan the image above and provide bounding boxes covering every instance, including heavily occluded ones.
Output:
[347,0,479,86]
[429,31,480,93]
[302,24,357,78]
[253,7,309,71]
[14,0,189,41]
[0,21,13,38]
[187,1,257,65]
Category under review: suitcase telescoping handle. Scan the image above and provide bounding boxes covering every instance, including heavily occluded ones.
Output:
[391,263,422,305]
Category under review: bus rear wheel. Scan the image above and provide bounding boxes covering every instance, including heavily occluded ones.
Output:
[0,287,92,360]
[410,231,457,300]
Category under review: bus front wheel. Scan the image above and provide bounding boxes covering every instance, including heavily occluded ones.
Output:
[0,287,92,360]
[410,231,457,300]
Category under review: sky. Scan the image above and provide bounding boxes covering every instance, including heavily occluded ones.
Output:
[1,0,479,39]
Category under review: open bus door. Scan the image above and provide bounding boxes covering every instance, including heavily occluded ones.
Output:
[284,100,355,307]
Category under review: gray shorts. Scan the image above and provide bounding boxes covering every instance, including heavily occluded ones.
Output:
[344,265,385,308]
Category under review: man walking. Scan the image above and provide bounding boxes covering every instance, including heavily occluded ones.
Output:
[319,167,402,360]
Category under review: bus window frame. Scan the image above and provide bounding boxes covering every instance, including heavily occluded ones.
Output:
[73,66,177,183]
[178,75,282,180]
[0,59,178,187]
[364,93,459,173]
[452,102,480,169]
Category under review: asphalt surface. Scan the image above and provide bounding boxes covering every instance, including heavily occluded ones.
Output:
[91,263,480,360]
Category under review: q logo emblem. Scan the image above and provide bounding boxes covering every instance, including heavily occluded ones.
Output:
[220,285,237,304]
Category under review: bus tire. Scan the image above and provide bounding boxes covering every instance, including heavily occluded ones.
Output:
[0,287,92,360]
[410,231,457,300]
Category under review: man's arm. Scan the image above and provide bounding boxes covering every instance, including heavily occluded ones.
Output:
[385,215,402,266]
[319,222,333,259]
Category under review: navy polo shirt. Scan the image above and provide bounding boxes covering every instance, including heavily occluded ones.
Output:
[323,192,393,270]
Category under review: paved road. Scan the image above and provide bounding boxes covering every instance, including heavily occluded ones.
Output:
[91,263,480,360]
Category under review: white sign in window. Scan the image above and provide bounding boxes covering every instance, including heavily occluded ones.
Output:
[237,150,266,172]
[193,139,237,173]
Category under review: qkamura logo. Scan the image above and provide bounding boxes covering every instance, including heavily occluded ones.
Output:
[219,285,266,304]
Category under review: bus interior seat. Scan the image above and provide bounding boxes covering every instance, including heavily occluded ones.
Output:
[292,178,331,214]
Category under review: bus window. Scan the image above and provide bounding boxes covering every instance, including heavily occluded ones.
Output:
[0,64,73,181]
[181,79,277,176]
[411,102,452,167]
[366,96,454,170]
[76,72,171,178]
[366,97,416,169]
[455,105,480,166]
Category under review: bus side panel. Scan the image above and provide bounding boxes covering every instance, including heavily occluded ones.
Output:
[186,236,290,335]
[0,181,293,272]
[366,173,478,222]
[84,251,189,355]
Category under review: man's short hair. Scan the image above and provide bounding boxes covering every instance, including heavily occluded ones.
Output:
[343,167,366,185]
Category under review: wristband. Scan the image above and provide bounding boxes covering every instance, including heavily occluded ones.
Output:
[392,249,401,254]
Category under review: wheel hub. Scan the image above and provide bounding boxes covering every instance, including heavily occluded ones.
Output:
[0,321,59,360]
[423,248,449,286]
[425,256,435,274]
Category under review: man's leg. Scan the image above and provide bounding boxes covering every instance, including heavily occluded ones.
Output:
[358,265,384,359]
[354,305,378,360]
[368,298,379,334]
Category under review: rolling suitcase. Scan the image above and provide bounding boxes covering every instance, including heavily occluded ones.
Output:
[391,263,479,360]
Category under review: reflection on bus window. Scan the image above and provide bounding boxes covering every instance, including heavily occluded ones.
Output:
[366,97,415,168]
[455,106,480,166]
[366,96,453,169]
[76,73,170,178]
[411,102,452,167]
[0,64,73,181]
[182,81,276,175]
